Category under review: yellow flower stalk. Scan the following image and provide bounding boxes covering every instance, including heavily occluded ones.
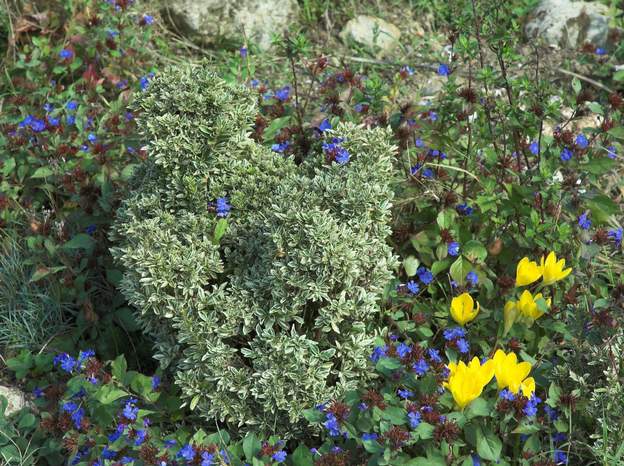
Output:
[445,357,494,409]
[515,257,542,287]
[450,293,480,326]
[540,251,572,286]
[493,349,534,395]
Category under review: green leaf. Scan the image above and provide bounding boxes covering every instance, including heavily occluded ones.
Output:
[465,398,489,419]
[243,433,262,461]
[111,355,127,382]
[437,209,457,229]
[17,412,36,430]
[449,257,471,286]
[381,406,406,425]
[263,116,291,141]
[302,408,324,423]
[462,240,487,263]
[30,266,66,282]
[213,219,228,244]
[413,422,434,440]
[62,234,96,251]
[476,427,502,461]
[403,256,419,277]
[95,385,129,405]
[30,167,54,178]
[291,444,314,466]
[608,127,624,140]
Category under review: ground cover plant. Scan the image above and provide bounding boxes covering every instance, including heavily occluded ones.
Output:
[0,0,623,465]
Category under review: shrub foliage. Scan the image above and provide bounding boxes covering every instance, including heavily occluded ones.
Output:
[111,65,398,432]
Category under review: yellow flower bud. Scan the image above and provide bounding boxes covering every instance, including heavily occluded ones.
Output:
[540,251,572,286]
[450,292,480,326]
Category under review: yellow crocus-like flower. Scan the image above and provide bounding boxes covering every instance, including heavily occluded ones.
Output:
[445,357,494,409]
[517,290,551,320]
[540,251,572,286]
[503,300,519,335]
[450,293,480,326]
[493,349,534,395]
[515,257,542,287]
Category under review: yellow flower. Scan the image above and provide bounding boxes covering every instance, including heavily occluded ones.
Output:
[540,251,572,286]
[492,349,534,395]
[450,293,480,326]
[445,357,494,409]
[517,290,550,320]
[515,257,542,287]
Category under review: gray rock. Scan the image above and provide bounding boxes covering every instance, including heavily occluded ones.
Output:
[162,0,299,50]
[525,0,614,49]
[340,15,401,56]
[0,385,28,417]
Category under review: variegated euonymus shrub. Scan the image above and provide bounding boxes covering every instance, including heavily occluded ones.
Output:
[110,65,398,433]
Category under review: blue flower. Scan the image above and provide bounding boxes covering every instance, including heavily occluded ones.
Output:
[48,117,60,127]
[134,429,147,446]
[274,86,290,102]
[448,242,460,257]
[466,271,478,287]
[417,266,434,285]
[554,449,568,465]
[437,64,450,77]
[59,49,73,60]
[323,413,341,437]
[66,101,78,111]
[43,103,54,112]
[552,432,567,443]
[239,46,248,58]
[139,72,155,91]
[272,451,287,463]
[102,447,117,459]
[456,202,473,216]
[523,394,542,417]
[201,452,215,466]
[216,197,231,218]
[178,444,195,461]
[151,376,161,390]
[408,411,421,428]
[322,140,350,165]
[164,439,177,448]
[422,168,435,178]
[29,118,46,133]
[120,457,134,465]
[271,141,291,153]
[560,147,573,162]
[122,399,139,421]
[107,424,125,442]
[396,343,412,358]
[499,389,515,401]
[54,353,76,373]
[595,47,606,56]
[406,280,419,295]
[575,134,589,149]
[397,389,413,399]
[429,111,438,121]
[354,103,367,113]
[608,227,622,246]
[318,119,332,132]
[413,358,429,376]
[86,224,97,235]
[544,405,559,421]
[427,348,442,363]
[529,141,539,155]
[362,432,378,441]
[358,402,368,411]
[443,327,466,341]
[141,14,155,25]
[578,212,591,230]
[606,145,617,159]
[472,454,481,466]
[415,138,425,148]
[456,338,470,354]
[33,387,44,398]
[87,133,97,143]
[67,115,76,125]
[370,345,388,362]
